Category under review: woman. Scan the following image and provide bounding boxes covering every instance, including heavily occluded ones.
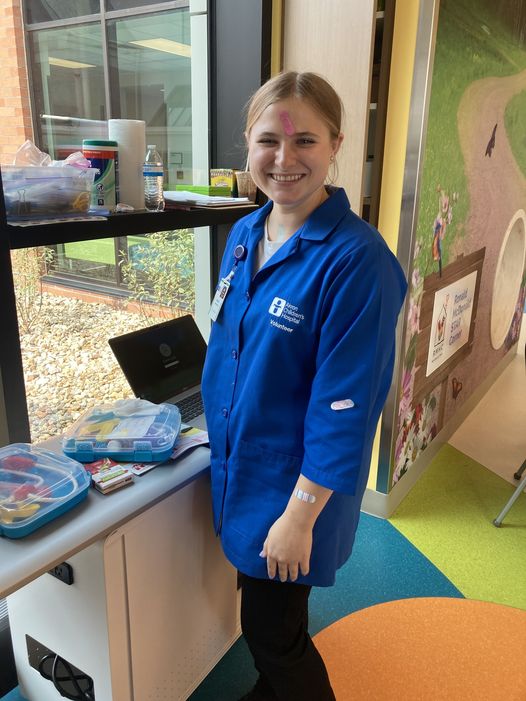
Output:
[202,71,407,701]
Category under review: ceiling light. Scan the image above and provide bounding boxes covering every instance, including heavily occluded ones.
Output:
[128,38,191,57]
[49,57,96,69]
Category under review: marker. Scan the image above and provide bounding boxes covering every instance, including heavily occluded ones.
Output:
[279,111,295,136]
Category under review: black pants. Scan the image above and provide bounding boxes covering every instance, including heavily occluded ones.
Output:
[240,574,336,701]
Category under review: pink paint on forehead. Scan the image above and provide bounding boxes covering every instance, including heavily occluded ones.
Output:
[279,110,296,136]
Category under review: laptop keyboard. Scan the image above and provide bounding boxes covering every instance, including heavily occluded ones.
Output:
[176,392,204,423]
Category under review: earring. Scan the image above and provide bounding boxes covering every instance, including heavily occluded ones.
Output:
[330,154,335,163]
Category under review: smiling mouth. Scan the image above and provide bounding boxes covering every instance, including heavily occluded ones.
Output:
[270,174,305,182]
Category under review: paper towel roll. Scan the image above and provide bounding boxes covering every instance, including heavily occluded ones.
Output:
[108,119,146,209]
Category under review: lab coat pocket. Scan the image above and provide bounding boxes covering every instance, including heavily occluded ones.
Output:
[226,440,302,546]
[237,440,302,485]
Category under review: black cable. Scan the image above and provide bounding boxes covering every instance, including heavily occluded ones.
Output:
[51,654,93,700]
[37,652,94,700]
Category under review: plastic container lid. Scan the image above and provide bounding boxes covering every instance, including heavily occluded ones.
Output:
[62,399,181,463]
[82,140,118,147]
[0,443,91,539]
[1,164,97,181]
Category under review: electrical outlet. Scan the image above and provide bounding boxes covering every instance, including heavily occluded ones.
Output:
[48,561,73,585]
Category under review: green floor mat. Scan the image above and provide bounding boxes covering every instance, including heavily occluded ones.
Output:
[389,444,526,610]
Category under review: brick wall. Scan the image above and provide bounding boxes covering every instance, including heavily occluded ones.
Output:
[0,0,33,165]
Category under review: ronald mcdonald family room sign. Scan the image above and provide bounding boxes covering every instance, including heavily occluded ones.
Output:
[426,270,478,377]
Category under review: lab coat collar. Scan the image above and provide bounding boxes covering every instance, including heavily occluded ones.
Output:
[241,187,351,275]
[299,187,351,241]
[247,186,351,243]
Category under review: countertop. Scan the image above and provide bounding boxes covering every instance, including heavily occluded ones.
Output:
[0,441,211,598]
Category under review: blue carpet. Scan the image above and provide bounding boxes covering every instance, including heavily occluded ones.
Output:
[188,513,462,701]
[0,690,25,701]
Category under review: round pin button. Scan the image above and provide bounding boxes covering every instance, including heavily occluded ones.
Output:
[234,244,247,261]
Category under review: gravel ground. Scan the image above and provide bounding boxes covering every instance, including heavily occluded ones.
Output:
[20,293,155,442]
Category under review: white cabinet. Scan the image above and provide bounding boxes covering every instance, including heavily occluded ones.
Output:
[8,474,240,701]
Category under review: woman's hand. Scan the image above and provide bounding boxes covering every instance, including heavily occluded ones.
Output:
[260,511,313,582]
[260,476,333,582]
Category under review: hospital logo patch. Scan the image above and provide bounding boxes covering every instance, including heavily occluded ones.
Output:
[269,297,286,317]
[268,296,305,333]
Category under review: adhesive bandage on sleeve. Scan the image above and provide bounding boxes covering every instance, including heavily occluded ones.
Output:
[330,399,355,410]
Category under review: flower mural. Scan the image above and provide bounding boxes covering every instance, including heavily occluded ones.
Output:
[393,186,460,485]
[393,387,441,484]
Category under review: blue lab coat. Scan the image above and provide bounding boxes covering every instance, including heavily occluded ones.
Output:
[202,188,407,586]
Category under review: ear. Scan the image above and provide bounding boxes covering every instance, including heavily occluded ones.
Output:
[244,130,250,146]
[333,133,344,155]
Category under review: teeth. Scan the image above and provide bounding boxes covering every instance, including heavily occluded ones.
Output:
[271,174,303,182]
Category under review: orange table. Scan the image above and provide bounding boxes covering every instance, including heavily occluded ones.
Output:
[314,597,526,700]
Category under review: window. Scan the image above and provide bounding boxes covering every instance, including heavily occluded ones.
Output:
[106,0,161,10]
[16,0,211,442]
[30,23,107,142]
[25,1,201,290]
[107,10,192,184]
[24,0,100,25]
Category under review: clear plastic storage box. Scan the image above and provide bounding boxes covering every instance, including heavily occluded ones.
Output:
[1,165,97,219]
[62,399,181,463]
[0,443,91,538]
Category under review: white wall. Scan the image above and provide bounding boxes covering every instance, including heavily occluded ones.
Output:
[282,0,377,214]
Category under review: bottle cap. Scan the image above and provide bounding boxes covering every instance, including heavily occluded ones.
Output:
[147,144,156,149]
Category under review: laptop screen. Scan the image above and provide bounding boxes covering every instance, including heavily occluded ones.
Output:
[108,315,207,404]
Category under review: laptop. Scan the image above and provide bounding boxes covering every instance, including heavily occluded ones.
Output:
[108,314,207,430]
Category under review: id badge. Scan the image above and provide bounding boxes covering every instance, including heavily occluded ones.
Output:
[209,277,231,321]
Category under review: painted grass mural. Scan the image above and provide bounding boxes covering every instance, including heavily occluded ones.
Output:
[392,0,526,485]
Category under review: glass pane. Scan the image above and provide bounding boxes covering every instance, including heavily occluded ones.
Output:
[25,0,100,25]
[107,9,192,185]
[105,0,173,10]
[48,239,118,283]
[14,228,197,442]
[122,229,196,318]
[29,24,107,157]
[47,229,196,300]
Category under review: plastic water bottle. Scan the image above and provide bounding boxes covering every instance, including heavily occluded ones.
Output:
[143,145,165,211]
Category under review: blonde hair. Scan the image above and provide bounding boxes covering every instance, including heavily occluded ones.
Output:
[245,71,344,143]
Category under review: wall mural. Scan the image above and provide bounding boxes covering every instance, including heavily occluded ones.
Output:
[392,0,526,486]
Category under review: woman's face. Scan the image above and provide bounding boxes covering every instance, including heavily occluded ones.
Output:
[246,97,342,214]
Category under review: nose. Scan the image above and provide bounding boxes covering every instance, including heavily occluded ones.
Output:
[275,141,296,169]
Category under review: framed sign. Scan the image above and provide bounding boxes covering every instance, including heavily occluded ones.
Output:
[426,269,478,377]
[413,248,484,404]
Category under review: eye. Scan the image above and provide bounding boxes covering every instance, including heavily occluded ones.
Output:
[297,138,316,146]
[257,138,277,145]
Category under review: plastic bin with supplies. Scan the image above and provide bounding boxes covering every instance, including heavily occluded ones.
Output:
[1,164,97,219]
[0,443,91,538]
[62,399,182,463]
